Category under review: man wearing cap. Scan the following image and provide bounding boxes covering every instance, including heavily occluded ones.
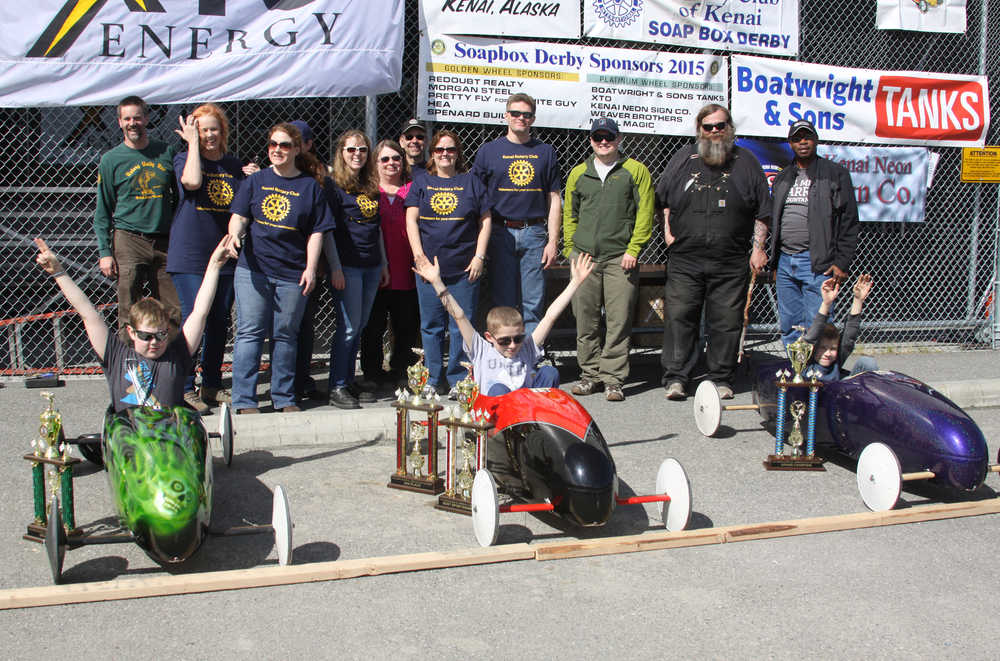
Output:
[562,117,654,402]
[472,93,562,334]
[769,119,859,346]
[399,118,427,172]
[657,104,770,401]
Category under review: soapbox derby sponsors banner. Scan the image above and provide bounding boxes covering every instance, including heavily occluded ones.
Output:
[731,55,990,147]
[0,0,403,106]
[418,34,726,136]
[740,138,931,222]
[420,0,580,39]
[876,0,967,34]
[584,0,798,57]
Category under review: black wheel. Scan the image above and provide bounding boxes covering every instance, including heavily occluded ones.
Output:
[76,433,104,467]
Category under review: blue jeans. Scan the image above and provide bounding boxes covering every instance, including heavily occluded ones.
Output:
[232,267,309,410]
[415,273,479,388]
[486,364,559,396]
[777,251,829,347]
[171,272,234,392]
[328,265,382,388]
[488,223,547,335]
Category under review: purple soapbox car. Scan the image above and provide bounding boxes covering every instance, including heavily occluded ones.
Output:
[693,361,999,511]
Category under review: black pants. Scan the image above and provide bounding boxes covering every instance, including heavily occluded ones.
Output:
[359,288,420,381]
[661,252,748,388]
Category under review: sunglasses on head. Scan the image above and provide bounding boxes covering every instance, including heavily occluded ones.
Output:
[494,333,525,347]
[379,155,402,163]
[268,140,293,150]
[507,110,535,119]
[132,328,168,342]
[701,121,728,132]
[433,146,458,155]
[591,132,616,143]
[344,146,368,153]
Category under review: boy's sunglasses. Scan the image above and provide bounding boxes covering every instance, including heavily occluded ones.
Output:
[494,334,525,346]
[132,328,168,342]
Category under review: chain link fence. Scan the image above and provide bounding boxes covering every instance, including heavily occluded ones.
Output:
[2,0,998,375]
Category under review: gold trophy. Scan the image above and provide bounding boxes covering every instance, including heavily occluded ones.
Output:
[388,350,444,494]
[24,392,81,543]
[437,363,492,514]
[764,327,826,471]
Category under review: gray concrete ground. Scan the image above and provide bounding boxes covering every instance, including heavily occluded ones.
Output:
[1,349,999,659]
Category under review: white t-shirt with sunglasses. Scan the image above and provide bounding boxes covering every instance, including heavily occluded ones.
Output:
[464,331,542,393]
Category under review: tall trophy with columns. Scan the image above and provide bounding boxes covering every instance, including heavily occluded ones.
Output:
[436,363,493,514]
[388,349,445,494]
[764,329,826,471]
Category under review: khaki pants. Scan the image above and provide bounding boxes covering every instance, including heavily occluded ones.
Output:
[113,229,181,331]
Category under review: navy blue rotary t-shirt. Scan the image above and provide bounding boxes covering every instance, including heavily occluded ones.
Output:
[472,137,560,221]
[167,151,244,275]
[404,171,488,279]
[326,183,382,268]
[230,168,336,283]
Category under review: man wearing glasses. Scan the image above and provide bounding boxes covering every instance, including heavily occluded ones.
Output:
[399,118,428,171]
[769,119,859,347]
[472,93,562,335]
[562,117,654,402]
[657,104,770,401]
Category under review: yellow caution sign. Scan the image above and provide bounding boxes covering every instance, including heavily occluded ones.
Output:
[961,147,1000,183]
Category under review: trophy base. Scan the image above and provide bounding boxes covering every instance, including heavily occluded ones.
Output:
[763,454,827,471]
[435,493,473,515]
[23,521,82,543]
[387,473,445,495]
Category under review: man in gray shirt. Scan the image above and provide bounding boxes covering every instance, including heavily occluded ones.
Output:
[768,119,860,346]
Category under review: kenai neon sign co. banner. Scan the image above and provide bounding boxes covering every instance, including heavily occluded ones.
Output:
[0,0,403,106]
[731,55,990,147]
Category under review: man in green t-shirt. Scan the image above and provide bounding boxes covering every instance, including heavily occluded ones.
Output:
[93,95,180,331]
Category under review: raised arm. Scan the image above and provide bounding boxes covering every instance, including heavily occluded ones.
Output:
[182,236,232,355]
[175,115,203,190]
[850,273,872,316]
[414,256,477,349]
[34,238,109,361]
[532,252,594,347]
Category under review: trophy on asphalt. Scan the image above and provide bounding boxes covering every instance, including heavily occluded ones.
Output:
[764,329,826,471]
[388,349,444,494]
[436,362,492,515]
[23,392,81,542]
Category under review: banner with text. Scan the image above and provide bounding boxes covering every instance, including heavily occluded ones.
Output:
[731,55,990,147]
[0,0,403,107]
[584,0,798,57]
[876,0,967,33]
[421,0,580,39]
[418,34,727,134]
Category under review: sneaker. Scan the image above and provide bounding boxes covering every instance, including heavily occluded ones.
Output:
[605,385,625,402]
[347,383,377,404]
[183,390,210,413]
[571,379,601,396]
[280,405,302,413]
[200,387,231,405]
[329,386,361,410]
[716,384,734,400]
[664,382,686,400]
[236,407,260,415]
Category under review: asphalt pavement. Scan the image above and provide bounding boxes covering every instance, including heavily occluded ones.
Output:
[1,348,999,659]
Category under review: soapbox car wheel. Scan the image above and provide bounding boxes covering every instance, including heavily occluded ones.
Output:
[45,495,67,584]
[693,381,722,437]
[471,470,500,547]
[656,458,692,531]
[77,432,104,467]
[219,402,234,466]
[272,484,293,566]
[857,442,902,511]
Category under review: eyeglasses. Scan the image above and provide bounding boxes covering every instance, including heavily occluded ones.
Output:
[494,334,525,347]
[591,132,616,143]
[132,328,168,342]
[433,146,458,155]
[268,140,293,150]
[344,146,368,154]
[507,110,535,119]
[789,134,815,143]
[701,121,729,133]
[402,133,425,142]
[379,155,402,163]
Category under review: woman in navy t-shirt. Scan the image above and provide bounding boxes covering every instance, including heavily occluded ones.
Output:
[324,129,388,409]
[168,103,250,412]
[226,123,335,413]
[405,130,491,392]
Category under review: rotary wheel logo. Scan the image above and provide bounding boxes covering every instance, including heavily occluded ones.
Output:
[207,179,234,206]
[593,0,643,28]
[261,193,291,223]
[508,160,535,187]
[430,192,459,215]
[356,194,378,219]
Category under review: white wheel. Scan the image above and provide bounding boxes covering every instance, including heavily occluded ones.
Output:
[471,470,499,547]
[219,402,233,466]
[271,485,293,566]
[656,458,692,532]
[693,381,722,437]
[45,495,66,584]
[857,442,902,511]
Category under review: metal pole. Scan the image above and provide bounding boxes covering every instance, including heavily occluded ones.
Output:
[365,95,377,144]
[967,0,989,323]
